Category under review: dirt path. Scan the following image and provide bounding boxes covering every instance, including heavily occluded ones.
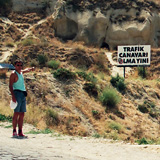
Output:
[0,122,160,160]
[0,47,16,63]
[0,17,47,63]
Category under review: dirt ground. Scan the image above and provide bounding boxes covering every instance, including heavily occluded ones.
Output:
[0,122,160,160]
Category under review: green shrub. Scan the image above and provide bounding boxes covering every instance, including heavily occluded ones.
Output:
[138,104,149,113]
[136,138,149,145]
[108,121,123,133]
[144,101,155,108]
[92,110,99,115]
[138,101,159,119]
[37,54,48,65]
[117,79,126,91]
[99,87,121,108]
[26,128,52,134]
[110,74,126,92]
[21,38,34,46]
[53,68,76,81]
[4,125,12,128]
[138,67,147,78]
[46,109,59,126]
[92,133,101,138]
[77,71,97,84]
[47,60,60,69]
[138,101,156,113]
[92,110,100,119]
[0,114,12,122]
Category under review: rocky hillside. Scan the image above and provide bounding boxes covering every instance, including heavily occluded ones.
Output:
[0,0,160,143]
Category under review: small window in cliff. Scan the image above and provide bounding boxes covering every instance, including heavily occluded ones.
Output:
[101,42,110,50]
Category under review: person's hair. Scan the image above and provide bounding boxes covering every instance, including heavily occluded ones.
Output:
[14,59,23,66]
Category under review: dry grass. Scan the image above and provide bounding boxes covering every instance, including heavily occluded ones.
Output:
[25,103,46,128]
[0,101,13,117]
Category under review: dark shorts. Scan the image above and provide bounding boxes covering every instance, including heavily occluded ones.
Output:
[14,90,26,112]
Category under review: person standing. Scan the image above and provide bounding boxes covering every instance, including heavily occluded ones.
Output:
[9,59,34,138]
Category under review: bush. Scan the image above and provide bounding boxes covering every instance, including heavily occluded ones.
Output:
[136,138,149,145]
[108,121,123,133]
[110,74,126,92]
[47,60,60,69]
[144,101,155,108]
[53,68,76,81]
[138,67,147,78]
[0,114,12,122]
[92,133,101,138]
[21,38,34,46]
[46,109,59,126]
[138,101,156,113]
[37,54,48,65]
[138,104,149,113]
[99,87,121,108]
[138,101,159,119]
[92,110,100,119]
[77,71,97,84]
[26,128,52,134]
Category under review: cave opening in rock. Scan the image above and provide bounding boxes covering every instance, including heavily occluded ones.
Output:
[101,42,110,50]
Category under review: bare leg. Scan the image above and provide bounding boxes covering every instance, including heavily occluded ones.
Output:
[18,112,24,131]
[12,112,19,131]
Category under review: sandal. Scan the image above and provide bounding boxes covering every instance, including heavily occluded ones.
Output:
[12,131,18,138]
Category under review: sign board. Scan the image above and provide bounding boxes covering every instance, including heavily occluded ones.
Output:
[117,45,151,67]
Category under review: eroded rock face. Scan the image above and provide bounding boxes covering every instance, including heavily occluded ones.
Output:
[51,0,160,50]
[12,0,44,12]
[12,0,57,13]
[54,17,78,40]
[12,0,160,50]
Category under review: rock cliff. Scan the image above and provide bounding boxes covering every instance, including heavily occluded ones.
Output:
[11,0,160,50]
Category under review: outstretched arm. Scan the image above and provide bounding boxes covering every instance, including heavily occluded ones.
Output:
[22,67,35,74]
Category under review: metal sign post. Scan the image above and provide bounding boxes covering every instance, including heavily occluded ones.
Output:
[123,67,125,78]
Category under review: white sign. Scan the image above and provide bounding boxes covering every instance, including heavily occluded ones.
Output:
[117,45,151,66]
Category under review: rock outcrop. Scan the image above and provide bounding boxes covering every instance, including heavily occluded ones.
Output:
[12,0,57,14]
[11,0,160,50]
